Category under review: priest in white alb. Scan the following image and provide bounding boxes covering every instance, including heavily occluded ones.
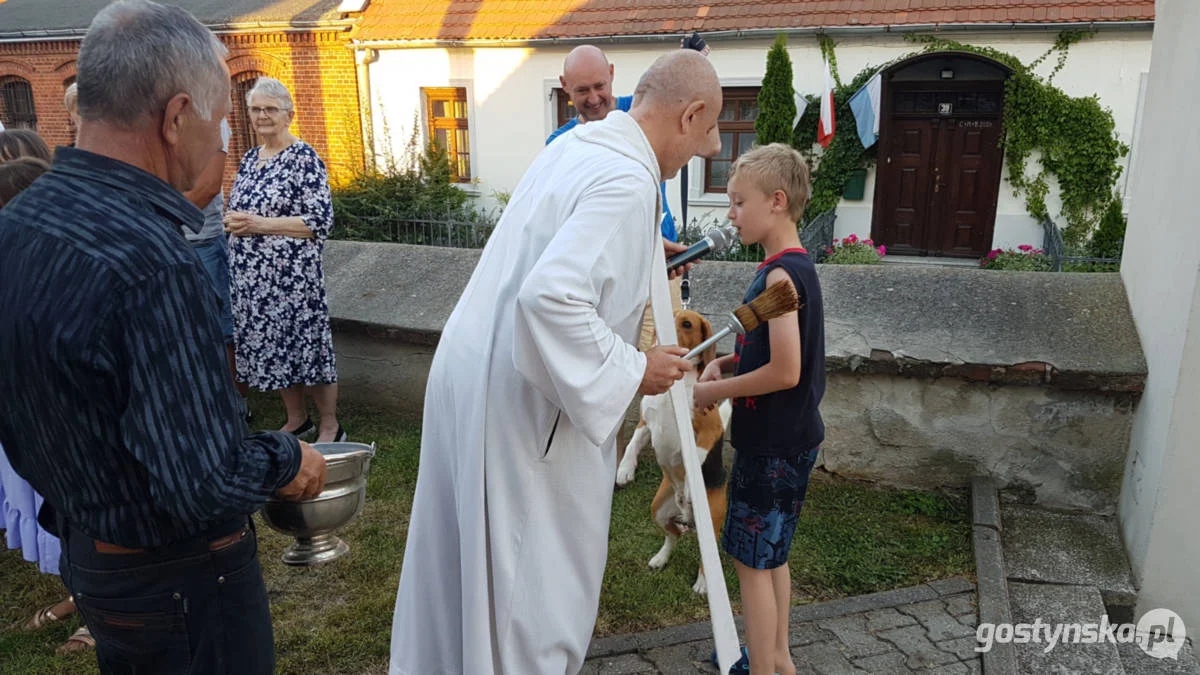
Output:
[389,51,724,675]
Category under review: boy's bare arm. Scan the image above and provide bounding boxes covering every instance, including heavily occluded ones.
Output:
[699,353,737,381]
[695,268,801,408]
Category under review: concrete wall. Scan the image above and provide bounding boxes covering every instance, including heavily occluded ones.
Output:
[324,241,1145,513]
[365,29,1150,250]
[824,373,1135,513]
[1118,0,1200,634]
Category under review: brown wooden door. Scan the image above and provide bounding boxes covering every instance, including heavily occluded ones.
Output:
[874,119,938,256]
[872,85,1004,258]
[931,119,1004,257]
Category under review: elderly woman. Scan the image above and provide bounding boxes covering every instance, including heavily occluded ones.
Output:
[63,83,80,143]
[225,77,344,442]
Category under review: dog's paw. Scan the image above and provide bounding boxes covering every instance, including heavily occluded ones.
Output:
[692,572,708,595]
[648,551,670,570]
[614,463,636,487]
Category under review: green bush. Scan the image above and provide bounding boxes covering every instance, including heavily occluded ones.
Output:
[1061,260,1120,273]
[331,139,492,243]
[756,34,797,146]
[1090,195,1126,260]
[981,246,1052,271]
[824,234,885,265]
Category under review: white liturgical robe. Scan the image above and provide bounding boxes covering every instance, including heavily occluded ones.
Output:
[389,111,663,675]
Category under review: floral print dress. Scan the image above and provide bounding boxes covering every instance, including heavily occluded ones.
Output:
[227,140,337,391]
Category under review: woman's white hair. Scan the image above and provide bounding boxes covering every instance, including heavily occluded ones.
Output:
[63,83,78,113]
[246,77,294,111]
[77,0,228,128]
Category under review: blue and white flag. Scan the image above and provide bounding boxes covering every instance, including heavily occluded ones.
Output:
[792,91,808,129]
[848,71,882,148]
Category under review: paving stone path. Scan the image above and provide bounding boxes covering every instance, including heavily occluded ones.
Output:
[583,577,982,674]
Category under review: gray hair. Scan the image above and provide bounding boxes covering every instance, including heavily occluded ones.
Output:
[245,77,294,111]
[77,0,229,128]
[63,83,78,113]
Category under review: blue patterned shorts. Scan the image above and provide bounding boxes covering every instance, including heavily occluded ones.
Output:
[721,447,819,570]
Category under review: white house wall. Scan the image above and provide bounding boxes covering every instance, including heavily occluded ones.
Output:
[1119,0,1200,633]
[367,29,1149,250]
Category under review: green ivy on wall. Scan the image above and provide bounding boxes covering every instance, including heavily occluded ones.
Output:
[792,37,879,220]
[789,32,1127,246]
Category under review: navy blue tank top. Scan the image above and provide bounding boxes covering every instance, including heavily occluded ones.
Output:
[730,249,826,457]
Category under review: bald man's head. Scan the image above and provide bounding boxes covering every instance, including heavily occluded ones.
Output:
[629,50,724,180]
[560,45,616,122]
[632,50,721,110]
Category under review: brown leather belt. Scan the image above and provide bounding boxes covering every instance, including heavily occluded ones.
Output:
[93,526,250,555]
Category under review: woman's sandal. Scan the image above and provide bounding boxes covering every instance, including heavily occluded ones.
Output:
[16,604,63,632]
[56,625,95,655]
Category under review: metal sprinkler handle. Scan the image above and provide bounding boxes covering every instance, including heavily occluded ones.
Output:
[684,312,745,361]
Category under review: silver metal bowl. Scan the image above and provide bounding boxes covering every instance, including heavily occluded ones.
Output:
[261,441,376,566]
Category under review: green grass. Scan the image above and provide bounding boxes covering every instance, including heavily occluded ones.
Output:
[0,394,971,674]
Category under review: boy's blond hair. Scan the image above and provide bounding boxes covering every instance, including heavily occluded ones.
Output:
[729,142,811,222]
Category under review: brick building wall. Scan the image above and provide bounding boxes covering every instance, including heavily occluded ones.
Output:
[0,40,79,147]
[222,30,364,190]
[0,28,363,191]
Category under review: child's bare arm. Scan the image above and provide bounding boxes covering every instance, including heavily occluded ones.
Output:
[694,268,801,407]
[699,353,737,382]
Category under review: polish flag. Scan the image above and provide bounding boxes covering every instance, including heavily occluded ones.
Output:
[817,56,836,148]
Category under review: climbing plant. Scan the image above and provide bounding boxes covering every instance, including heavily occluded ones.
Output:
[792,39,880,220]
[756,34,797,146]
[909,33,1126,245]
[787,32,1127,247]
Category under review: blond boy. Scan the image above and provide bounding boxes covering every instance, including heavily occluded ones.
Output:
[694,143,827,675]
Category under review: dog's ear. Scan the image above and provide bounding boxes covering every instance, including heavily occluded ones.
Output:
[700,317,717,372]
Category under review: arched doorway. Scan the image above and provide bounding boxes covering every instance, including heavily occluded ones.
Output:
[870,52,1011,258]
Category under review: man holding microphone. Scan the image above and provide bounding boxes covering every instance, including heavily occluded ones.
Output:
[548,34,713,352]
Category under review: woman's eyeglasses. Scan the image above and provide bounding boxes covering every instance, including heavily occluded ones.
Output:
[248,106,288,116]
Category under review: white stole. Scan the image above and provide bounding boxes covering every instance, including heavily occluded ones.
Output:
[647,231,740,673]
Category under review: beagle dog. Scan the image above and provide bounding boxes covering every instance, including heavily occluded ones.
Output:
[617,310,732,594]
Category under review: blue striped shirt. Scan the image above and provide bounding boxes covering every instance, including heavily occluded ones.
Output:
[0,147,301,548]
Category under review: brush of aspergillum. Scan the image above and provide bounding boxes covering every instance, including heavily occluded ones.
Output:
[682,280,801,362]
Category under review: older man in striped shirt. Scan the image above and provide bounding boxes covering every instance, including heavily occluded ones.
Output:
[0,2,326,673]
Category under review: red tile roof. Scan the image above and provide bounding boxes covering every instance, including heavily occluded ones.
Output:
[353,1,1155,42]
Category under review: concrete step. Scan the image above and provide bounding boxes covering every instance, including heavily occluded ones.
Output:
[1001,504,1137,621]
[1008,581,1125,674]
[880,254,981,268]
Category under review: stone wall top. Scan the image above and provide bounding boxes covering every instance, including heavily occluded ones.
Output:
[323,241,1147,392]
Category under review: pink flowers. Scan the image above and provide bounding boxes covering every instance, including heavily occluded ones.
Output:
[981,244,1051,271]
[825,233,886,264]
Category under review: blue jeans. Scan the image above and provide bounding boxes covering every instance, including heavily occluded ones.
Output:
[191,236,234,344]
[60,517,274,674]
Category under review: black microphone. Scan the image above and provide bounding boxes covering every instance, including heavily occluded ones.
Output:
[682,32,708,53]
[667,227,735,271]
